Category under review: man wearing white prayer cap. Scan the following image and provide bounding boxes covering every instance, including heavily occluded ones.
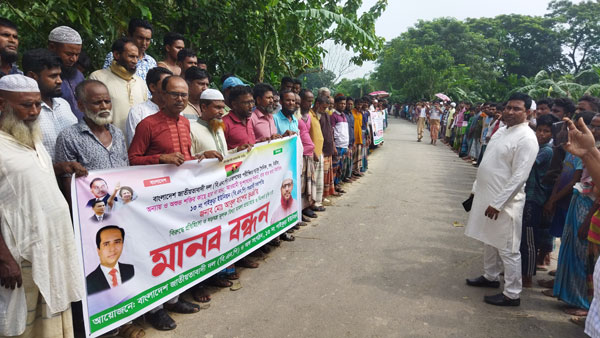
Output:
[190,88,232,160]
[270,170,299,234]
[0,74,85,338]
[48,25,85,119]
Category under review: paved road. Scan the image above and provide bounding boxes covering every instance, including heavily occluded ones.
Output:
[143,119,585,338]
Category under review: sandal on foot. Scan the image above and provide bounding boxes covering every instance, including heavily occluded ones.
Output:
[209,276,233,287]
[542,289,556,298]
[564,307,588,316]
[538,279,554,288]
[238,257,259,269]
[119,323,145,338]
[269,238,281,247]
[191,286,211,303]
[225,272,239,280]
[311,206,326,212]
[163,299,200,314]
[281,233,295,241]
[145,309,176,331]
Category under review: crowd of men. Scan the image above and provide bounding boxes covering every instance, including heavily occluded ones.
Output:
[0,17,387,338]
[392,93,600,336]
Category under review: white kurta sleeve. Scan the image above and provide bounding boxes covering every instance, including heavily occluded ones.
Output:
[490,137,538,211]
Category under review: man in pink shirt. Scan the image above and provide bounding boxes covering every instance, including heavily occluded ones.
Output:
[222,85,256,150]
[251,83,280,141]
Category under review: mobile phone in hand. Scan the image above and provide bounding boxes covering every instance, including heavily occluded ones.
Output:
[552,121,568,147]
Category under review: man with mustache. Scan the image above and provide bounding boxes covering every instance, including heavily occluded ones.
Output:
[128,75,201,330]
[23,48,77,162]
[222,85,257,151]
[125,66,172,145]
[190,88,229,159]
[55,80,129,201]
[48,26,84,119]
[251,83,281,141]
[0,17,22,77]
[0,74,84,338]
[90,37,148,134]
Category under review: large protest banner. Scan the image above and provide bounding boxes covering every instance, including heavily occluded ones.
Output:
[72,137,301,337]
[371,110,384,145]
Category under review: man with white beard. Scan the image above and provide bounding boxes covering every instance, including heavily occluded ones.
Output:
[55,80,129,200]
[0,74,84,338]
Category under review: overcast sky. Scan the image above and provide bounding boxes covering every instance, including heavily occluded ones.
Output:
[339,0,582,80]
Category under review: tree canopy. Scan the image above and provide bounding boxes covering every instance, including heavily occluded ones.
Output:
[0,0,387,85]
[363,0,600,103]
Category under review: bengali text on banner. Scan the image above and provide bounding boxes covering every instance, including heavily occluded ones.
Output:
[71,136,301,337]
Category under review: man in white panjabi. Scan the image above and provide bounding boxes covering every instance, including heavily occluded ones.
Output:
[190,88,229,159]
[0,74,83,337]
[464,93,538,307]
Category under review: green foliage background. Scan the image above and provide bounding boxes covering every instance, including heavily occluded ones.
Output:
[0,0,387,86]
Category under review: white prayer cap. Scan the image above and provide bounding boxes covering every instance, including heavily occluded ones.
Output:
[200,88,224,101]
[530,100,537,111]
[450,102,456,107]
[282,170,293,183]
[0,74,40,93]
[48,26,82,45]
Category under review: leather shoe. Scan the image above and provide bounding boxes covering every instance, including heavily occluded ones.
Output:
[466,275,500,288]
[483,293,520,306]
[145,308,177,330]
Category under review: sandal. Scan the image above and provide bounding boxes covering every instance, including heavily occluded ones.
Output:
[209,276,233,287]
[163,299,200,314]
[119,323,145,338]
[311,206,326,212]
[225,272,239,280]
[564,308,588,316]
[238,257,259,269]
[538,279,554,288]
[145,309,176,331]
[269,238,281,247]
[191,286,211,303]
[542,289,556,298]
[281,233,295,241]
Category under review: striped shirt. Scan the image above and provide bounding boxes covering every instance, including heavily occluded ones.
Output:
[38,98,77,162]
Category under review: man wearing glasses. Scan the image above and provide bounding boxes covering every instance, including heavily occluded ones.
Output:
[128,76,194,166]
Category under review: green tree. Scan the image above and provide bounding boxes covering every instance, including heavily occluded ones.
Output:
[0,0,387,84]
[299,69,336,91]
[546,0,600,73]
[335,77,375,98]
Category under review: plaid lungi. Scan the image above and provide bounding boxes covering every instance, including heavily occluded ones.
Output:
[301,155,316,208]
[323,156,335,197]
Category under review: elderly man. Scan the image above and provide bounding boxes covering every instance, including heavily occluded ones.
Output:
[102,18,156,81]
[91,37,148,134]
[48,26,84,119]
[465,93,538,307]
[182,66,209,120]
[125,67,172,145]
[128,75,200,330]
[22,48,77,161]
[157,32,185,75]
[0,74,83,338]
[0,17,22,77]
[55,80,128,202]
